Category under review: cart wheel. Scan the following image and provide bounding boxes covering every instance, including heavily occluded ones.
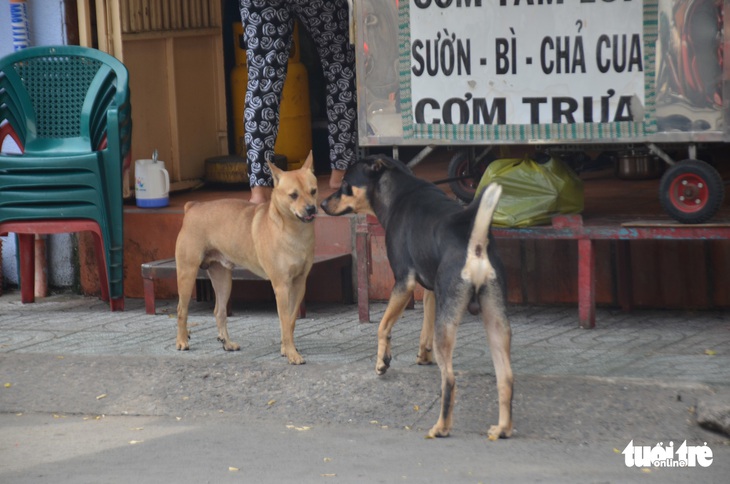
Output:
[659,159,724,224]
[447,150,495,203]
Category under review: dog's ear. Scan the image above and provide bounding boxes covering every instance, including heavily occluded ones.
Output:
[268,161,283,187]
[301,151,314,173]
[364,156,397,175]
[372,156,393,172]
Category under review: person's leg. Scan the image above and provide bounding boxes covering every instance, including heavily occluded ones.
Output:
[239,0,295,203]
[328,164,345,189]
[290,0,357,188]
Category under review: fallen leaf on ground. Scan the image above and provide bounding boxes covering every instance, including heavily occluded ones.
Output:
[229,467,239,472]
[96,394,107,400]
[129,440,143,445]
[705,349,717,356]
[4,383,11,388]
[285,424,311,431]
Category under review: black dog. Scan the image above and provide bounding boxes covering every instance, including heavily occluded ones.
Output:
[321,155,513,440]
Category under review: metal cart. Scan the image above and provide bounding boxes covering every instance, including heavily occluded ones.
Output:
[353,0,728,223]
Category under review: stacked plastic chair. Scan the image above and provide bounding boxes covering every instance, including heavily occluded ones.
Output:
[0,45,131,310]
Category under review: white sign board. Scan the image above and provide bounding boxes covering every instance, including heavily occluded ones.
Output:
[408,0,645,127]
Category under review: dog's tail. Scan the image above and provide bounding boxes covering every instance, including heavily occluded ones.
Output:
[461,183,502,291]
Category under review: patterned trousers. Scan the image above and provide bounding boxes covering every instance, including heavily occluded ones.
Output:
[239,0,358,187]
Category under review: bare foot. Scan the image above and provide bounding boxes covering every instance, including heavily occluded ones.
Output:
[249,186,272,204]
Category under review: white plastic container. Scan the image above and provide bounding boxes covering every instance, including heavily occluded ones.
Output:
[135,153,170,208]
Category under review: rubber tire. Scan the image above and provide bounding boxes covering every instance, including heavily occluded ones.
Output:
[659,159,724,224]
[447,150,494,203]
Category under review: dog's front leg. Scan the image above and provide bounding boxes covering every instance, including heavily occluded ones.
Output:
[417,289,435,365]
[207,264,240,351]
[272,275,306,365]
[482,288,513,440]
[375,288,412,375]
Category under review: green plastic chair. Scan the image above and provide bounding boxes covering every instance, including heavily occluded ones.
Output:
[0,45,132,310]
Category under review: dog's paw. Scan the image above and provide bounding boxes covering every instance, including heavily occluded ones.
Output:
[176,339,190,351]
[287,352,306,365]
[281,344,304,364]
[426,425,450,439]
[375,359,390,375]
[487,424,513,441]
[416,348,433,365]
[222,340,241,351]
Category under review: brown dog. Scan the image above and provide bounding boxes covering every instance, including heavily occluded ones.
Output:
[174,153,318,364]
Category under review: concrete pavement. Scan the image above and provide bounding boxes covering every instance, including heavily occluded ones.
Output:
[0,291,729,482]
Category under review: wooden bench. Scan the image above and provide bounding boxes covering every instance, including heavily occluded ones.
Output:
[141,253,353,315]
[356,214,730,328]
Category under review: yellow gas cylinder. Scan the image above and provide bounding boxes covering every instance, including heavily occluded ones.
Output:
[230,22,312,170]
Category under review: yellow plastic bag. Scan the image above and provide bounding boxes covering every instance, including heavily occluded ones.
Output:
[475,156,583,227]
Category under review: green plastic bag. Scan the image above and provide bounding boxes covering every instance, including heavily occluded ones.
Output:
[475,156,584,227]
